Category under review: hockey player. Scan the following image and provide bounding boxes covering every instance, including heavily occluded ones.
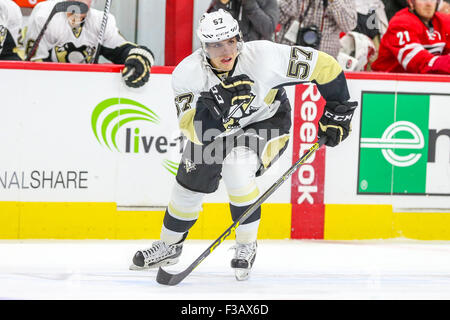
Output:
[372,0,450,74]
[130,9,357,281]
[0,0,23,60]
[24,0,154,88]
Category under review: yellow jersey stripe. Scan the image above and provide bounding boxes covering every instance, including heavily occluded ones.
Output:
[311,51,343,85]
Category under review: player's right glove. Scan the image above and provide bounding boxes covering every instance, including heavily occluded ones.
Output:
[197,74,254,120]
[318,101,358,147]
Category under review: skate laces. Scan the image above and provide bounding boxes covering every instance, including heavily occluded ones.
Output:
[233,242,256,260]
[141,241,173,262]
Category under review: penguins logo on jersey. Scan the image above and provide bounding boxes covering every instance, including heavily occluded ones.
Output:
[184,158,197,173]
[223,93,257,130]
[55,42,95,63]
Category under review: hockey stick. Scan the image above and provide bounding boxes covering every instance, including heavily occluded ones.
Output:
[156,135,328,286]
[91,0,112,64]
[25,1,89,61]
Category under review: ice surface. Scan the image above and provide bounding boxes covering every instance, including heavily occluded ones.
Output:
[1,239,450,300]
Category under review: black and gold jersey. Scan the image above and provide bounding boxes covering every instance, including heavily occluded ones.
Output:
[24,0,133,63]
[172,40,350,145]
[0,0,22,60]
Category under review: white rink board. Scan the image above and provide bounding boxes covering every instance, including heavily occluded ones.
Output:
[1,65,449,210]
[0,67,293,206]
[426,95,450,194]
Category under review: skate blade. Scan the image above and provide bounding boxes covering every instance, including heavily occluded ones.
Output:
[234,268,251,281]
[129,258,179,271]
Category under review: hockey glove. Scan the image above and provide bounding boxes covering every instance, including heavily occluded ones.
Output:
[122,47,154,88]
[318,101,358,147]
[426,55,450,74]
[197,74,254,120]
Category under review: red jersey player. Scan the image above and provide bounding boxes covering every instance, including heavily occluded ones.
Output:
[372,0,450,74]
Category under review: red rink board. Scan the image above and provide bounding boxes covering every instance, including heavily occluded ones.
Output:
[290,84,326,239]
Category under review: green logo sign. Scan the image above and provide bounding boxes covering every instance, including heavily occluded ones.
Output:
[91,98,180,175]
[358,92,450,195]
[91,98,160,151]
[360,120,424,167]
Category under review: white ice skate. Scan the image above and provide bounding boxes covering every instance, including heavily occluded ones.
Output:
[231,241,257,281]
[130,240,183,270]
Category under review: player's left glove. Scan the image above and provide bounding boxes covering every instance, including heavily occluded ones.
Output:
[122,47,154,88]
[318,101,358,147]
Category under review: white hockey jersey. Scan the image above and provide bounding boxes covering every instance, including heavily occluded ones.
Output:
[172,40,346,145]
[25,0,128,63]
[0,0,23,58]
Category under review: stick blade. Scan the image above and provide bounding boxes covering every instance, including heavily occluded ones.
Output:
[156,267,189,286]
